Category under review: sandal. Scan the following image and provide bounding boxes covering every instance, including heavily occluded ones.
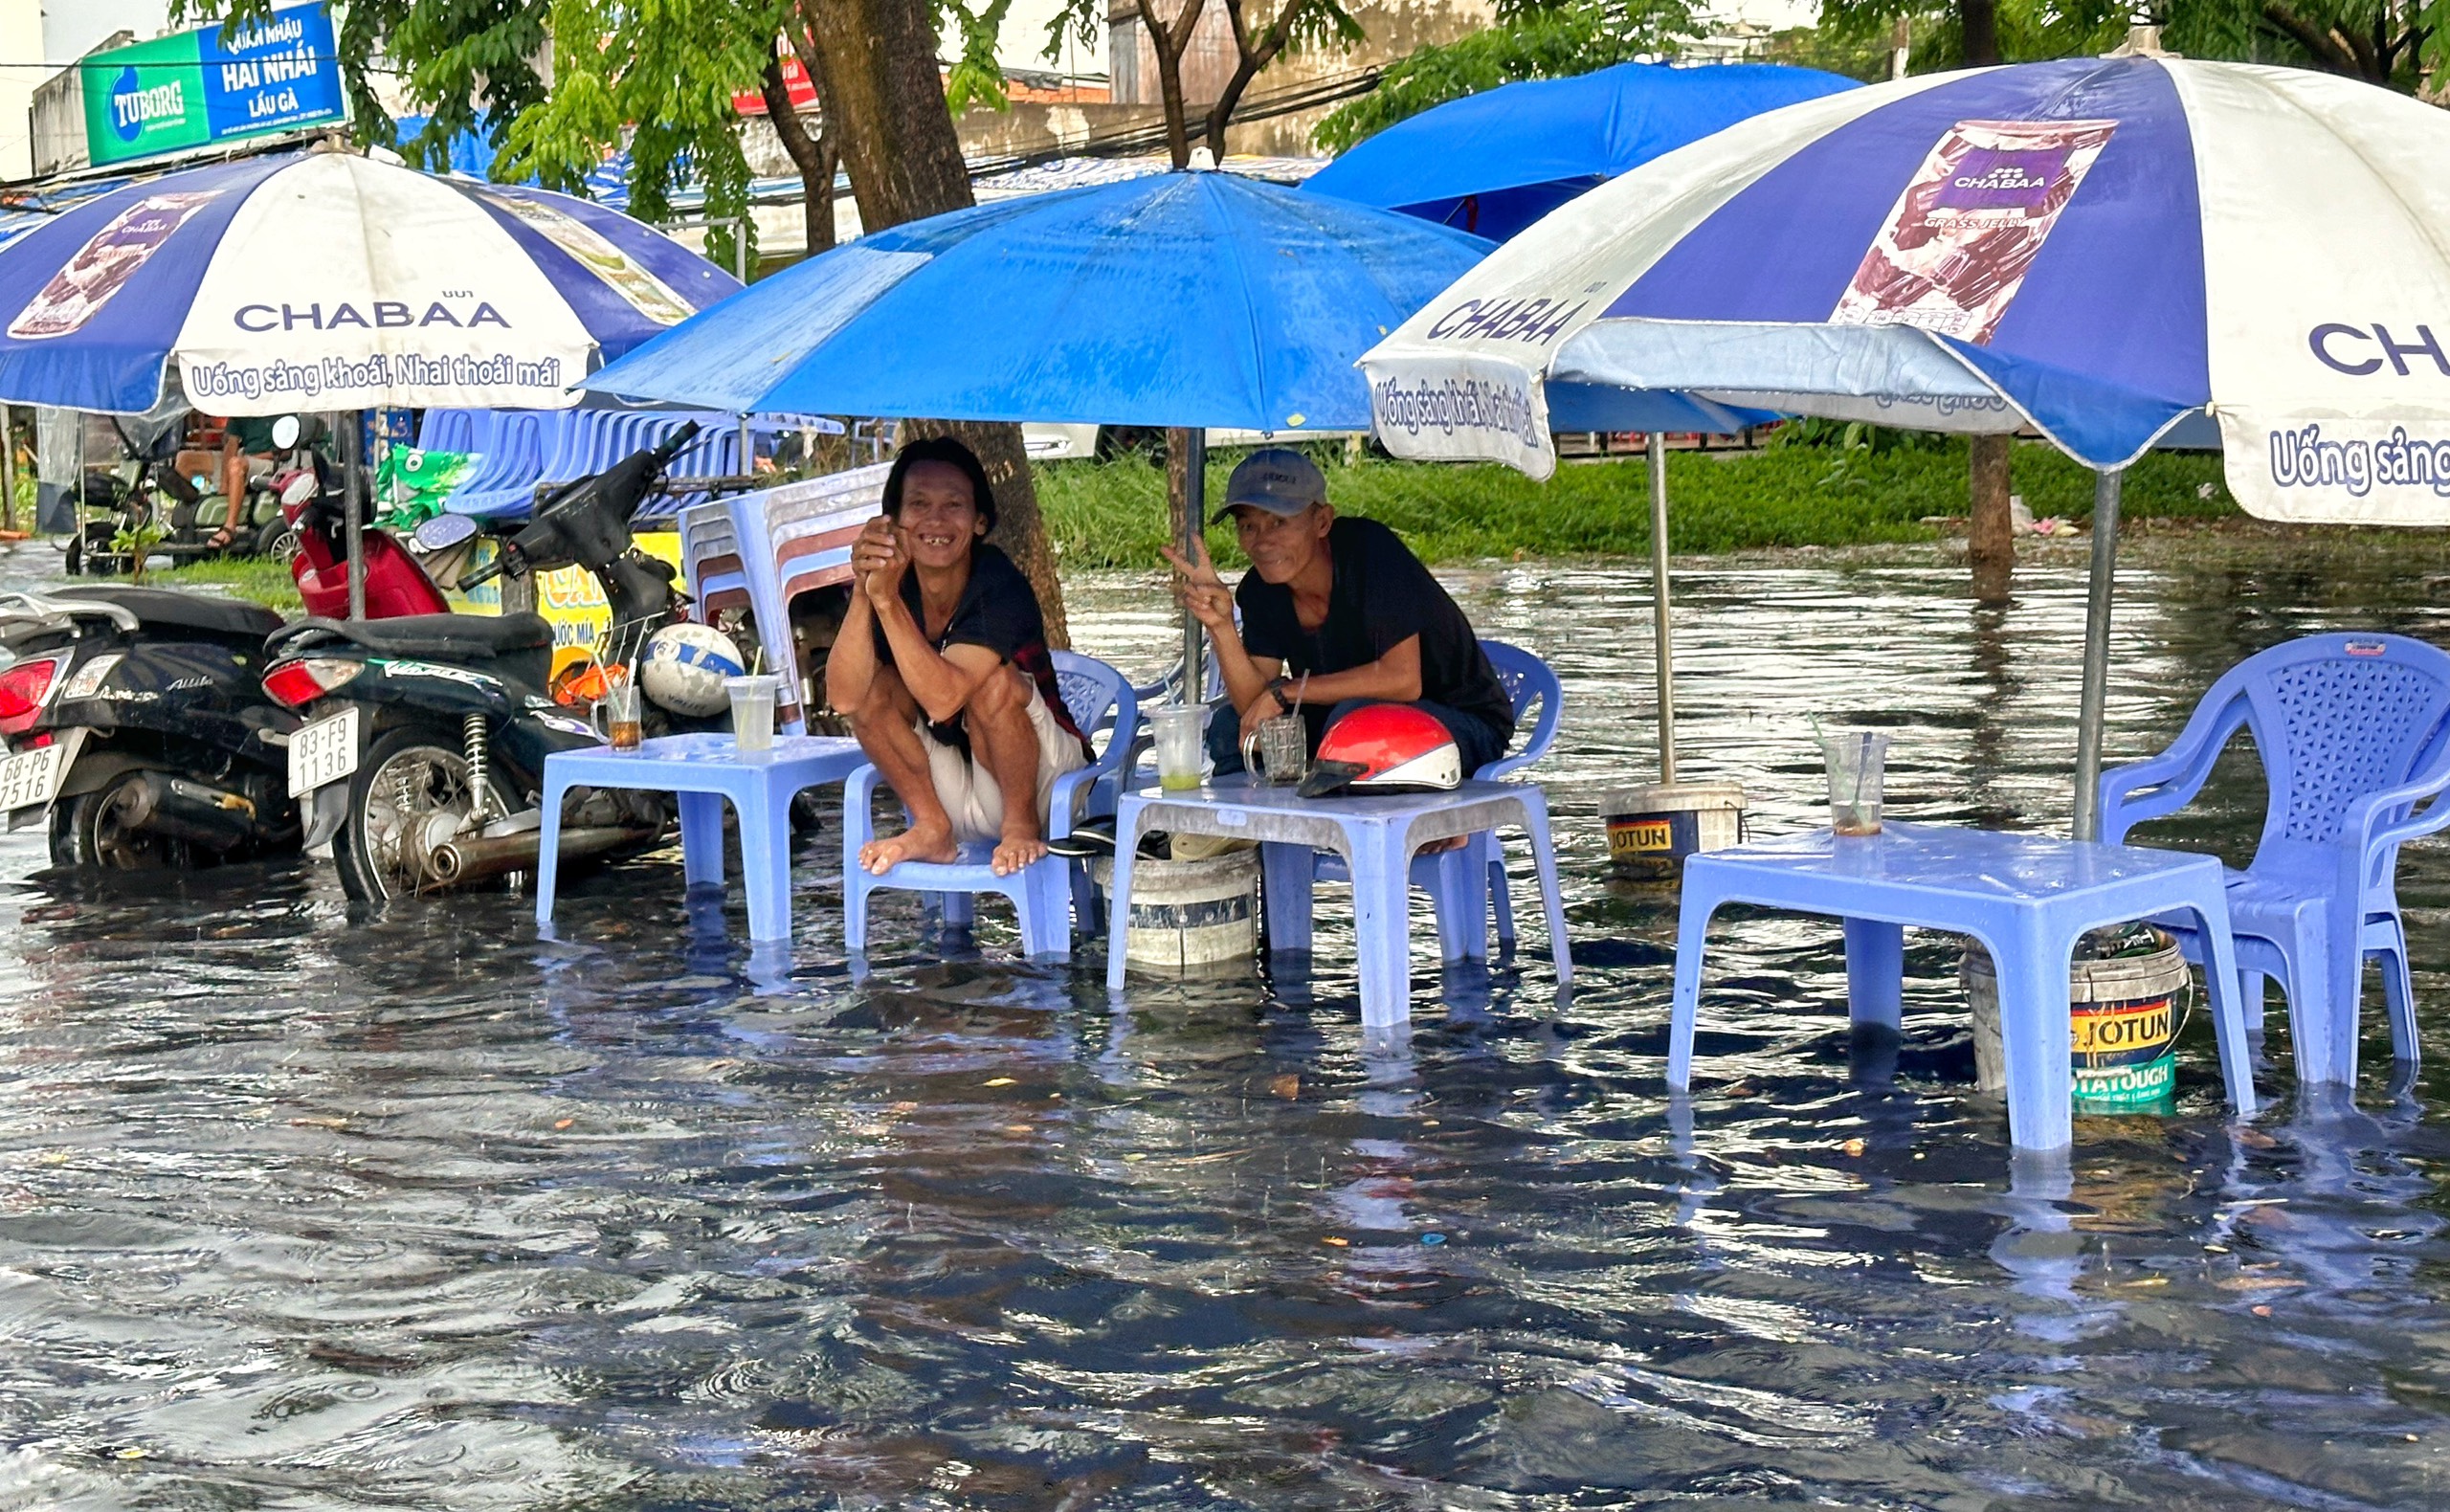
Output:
[1043,819,1117,858]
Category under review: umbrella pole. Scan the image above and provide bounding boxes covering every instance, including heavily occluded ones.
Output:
[341,410,368,621]
[1168,427,1206,700]
[1648,432,1677,786]
[2071,466,2123,841]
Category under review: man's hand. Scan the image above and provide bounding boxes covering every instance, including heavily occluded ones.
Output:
[1238,686,1283,751]
[851,514,907,605]
[1161,535,1235,634]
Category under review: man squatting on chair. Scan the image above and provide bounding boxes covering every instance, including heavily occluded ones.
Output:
[826,437,1093,877]
[1165,447,1515,812]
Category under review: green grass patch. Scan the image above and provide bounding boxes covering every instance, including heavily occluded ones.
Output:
[149,558,303,611]
[1034,438,2237,568]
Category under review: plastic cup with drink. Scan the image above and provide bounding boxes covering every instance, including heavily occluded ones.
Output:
[1150,702,1209,791]
[591,674,644,753]
[1816,723,1889,836]
[726,674,782,754]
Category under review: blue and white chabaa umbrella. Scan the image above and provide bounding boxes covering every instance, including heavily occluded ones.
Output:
[1365,53,2450,520]
[1363,52,2450,828]
[0,149,739,415]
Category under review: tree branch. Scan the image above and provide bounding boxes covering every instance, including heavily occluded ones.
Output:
[762,42,837,256]
[1204,0,1296,159]
[2259,4,2360,76]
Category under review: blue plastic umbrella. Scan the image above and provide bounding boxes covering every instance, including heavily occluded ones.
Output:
[1303,62,1860,241]
[583,167,1500,434]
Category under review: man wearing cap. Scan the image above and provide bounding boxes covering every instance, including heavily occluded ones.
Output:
[1164,447,1514,781]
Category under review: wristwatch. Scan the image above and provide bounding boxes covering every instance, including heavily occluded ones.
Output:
[1268,677,1297,714]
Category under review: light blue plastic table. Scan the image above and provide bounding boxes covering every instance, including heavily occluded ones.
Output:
[1668,821,2259,1154]
[1105,776,1570,1032]
[537,732,866,944]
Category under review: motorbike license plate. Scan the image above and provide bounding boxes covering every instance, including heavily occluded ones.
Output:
[0,733,79,826]
[288,707,360,798]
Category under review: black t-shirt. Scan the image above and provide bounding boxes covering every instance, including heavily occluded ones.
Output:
[1235,516,1515,745]
[874,543,1088,757]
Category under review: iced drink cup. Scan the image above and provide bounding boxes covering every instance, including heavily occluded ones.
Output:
[1150,703,1208,791]
[726,675,781,753]
[1820,729,1890,836]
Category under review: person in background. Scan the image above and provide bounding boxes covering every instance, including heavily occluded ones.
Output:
[825,437,1091,878]
[1165,446,1514,780]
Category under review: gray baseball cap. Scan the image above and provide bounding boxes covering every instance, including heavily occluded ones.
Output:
[1212,447,1326,523]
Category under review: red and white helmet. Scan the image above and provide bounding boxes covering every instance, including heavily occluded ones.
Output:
[1298,703,1462,798]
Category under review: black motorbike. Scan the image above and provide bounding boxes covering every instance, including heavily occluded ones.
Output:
[259,425,704,901]
[0,586,297,868]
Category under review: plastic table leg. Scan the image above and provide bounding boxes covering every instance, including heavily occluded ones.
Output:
[1348,823,1415,1033]
[1993,917,2076,1155]
[1429,845,1488,962]
[1516,791,1571,986]
[677,790,727,888]
[533,773,569,932]
[1666,880,1722,1090]
[737,789,793,944]
[1842,918,1905,1034]
[1260,840,1314,955]
[1487,835,1519,951]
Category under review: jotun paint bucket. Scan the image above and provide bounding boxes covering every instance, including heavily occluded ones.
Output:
[1962,935,2190,1114]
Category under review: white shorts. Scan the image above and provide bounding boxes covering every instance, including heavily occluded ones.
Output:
[918,680,1089,845]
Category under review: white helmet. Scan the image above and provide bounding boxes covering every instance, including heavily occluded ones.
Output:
[639,622,746,717]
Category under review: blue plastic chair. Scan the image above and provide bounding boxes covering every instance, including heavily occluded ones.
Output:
[2100,632,2450,1086]
[843,651,1138,962]
[1308,639,1565,960]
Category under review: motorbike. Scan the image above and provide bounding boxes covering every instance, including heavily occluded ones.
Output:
[0,585,297,868]
[0,419,369,870]
[260,424,707,901]
[63,419,297,576]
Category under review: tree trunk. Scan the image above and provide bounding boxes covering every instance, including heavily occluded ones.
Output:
[1968,433,2014,600]
[794,0,1069,644]
[762,49,837,258]
[1960,0,1999,66]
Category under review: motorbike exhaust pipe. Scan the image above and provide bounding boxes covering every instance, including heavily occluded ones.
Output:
[427,824,655,888]
[122,771,258,851]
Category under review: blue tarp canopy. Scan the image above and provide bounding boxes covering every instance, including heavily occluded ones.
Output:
[1303,61,1860,241]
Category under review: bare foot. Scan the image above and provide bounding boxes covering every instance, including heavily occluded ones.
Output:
[1421,834,1469,855]
[860,823,959,875]
[991,832,1048,876]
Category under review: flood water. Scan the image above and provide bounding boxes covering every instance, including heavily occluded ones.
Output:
[4,533,2450,1509]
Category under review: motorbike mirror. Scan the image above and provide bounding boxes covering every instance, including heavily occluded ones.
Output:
[412,513,479,552]
[271,414,301,450]
[278,472,320,508]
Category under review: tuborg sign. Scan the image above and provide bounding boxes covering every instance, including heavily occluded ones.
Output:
[79,3,345,169]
